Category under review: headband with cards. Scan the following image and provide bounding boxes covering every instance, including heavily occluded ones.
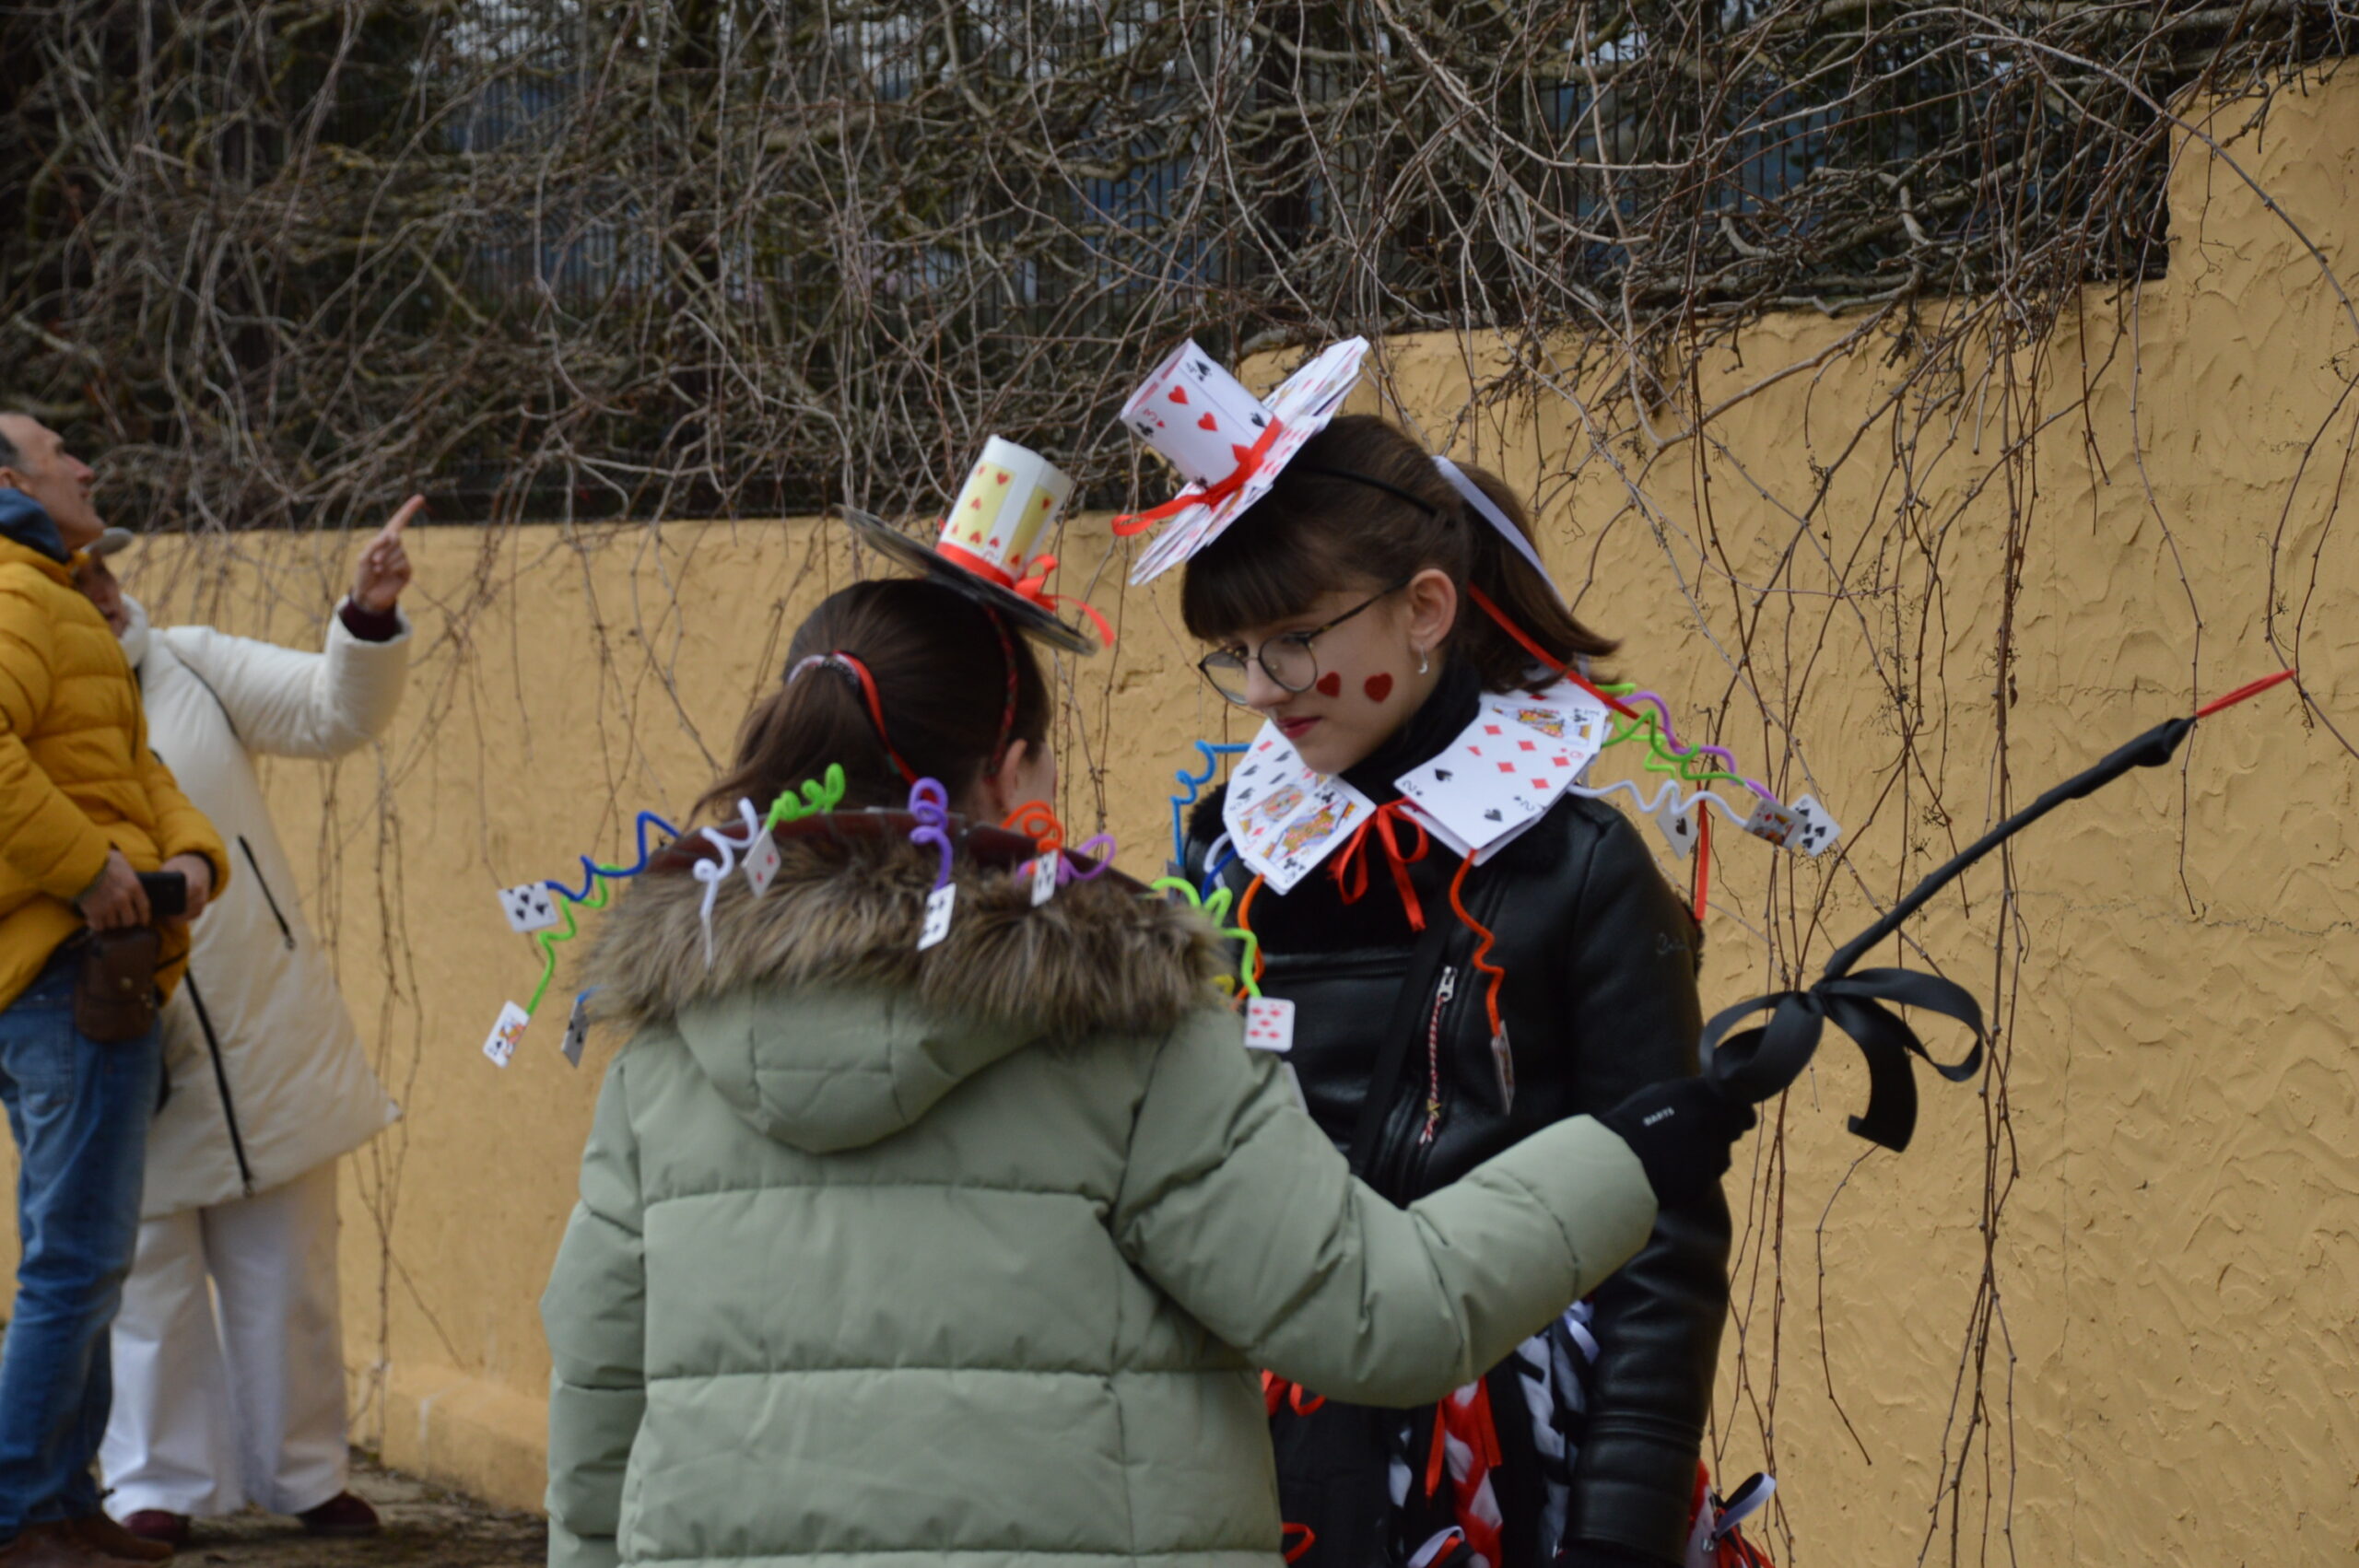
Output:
[482,769,1133,1068]
[843,436,1109,653]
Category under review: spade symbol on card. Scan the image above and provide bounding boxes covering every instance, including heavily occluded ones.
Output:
[559,991,593,1068]
[1484,807,1504,823]
[499,883,558,934]
[1433,768,1453,783]
[1788,794,1842,858]
[1653,797,1696,860]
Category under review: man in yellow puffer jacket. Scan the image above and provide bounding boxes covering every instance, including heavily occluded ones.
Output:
[0,414,227,1568]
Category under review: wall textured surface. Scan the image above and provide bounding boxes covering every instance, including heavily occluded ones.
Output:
[3,74,2353,1563]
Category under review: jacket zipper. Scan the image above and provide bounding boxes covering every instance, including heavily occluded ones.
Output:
[182,976,257,1197]
[240,837,296,950]
[1418,967,1458,1145]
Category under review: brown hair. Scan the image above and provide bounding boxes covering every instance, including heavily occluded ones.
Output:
[698,578,1050,820]
[1179,415,1614,692]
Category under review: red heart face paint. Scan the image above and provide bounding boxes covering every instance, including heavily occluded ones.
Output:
[1315,673,1344,698]
[1363,673,1395,704]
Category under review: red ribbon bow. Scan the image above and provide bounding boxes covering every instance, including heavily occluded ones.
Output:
[937,543,1115,646]
[1330,800,1431,931]
[1111,417,1289,537]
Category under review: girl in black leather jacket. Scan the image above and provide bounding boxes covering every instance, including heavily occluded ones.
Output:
[1177,415,1732,1568]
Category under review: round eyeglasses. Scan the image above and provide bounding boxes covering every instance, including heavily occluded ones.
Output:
[1196,579,1411,707]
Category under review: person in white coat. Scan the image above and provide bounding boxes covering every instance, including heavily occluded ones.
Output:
[68,505,420,1547]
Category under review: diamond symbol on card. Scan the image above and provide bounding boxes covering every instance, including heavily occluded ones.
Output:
[1496,762,1516,774]
[1518,740,1536,752]
[1484,724,1503,735]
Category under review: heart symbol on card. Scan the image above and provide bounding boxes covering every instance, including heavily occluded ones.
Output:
[995,472,1010,486]
[1197,413,1219,431]
[1168,387,1190,405]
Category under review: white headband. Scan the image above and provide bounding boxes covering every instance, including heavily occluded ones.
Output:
[1431,455,1568,610]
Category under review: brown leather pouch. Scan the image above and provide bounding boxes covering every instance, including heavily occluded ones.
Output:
[73,929,161,1044]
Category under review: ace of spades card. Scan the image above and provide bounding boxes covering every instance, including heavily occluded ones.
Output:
[499,883,559,934]
[1652,794,1699,860]
[1787,793,1843,857]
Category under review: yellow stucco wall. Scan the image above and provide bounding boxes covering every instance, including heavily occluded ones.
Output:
[5,70,2353,1562]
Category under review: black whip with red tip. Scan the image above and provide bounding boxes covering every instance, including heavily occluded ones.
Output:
[1702,670,2299,1150]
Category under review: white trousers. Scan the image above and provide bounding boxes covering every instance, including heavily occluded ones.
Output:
[99,1162,349,1519]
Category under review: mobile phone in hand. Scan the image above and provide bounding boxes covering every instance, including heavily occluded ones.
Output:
[136,871,187,919]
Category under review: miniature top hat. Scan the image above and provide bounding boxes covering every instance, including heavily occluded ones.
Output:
[1111,336,1371,584]
[841,436,1108,654]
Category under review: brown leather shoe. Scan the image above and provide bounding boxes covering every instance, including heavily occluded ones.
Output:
[296,1492,379,1538]
[69,1515,172,1562]
[0,1520,117,1565]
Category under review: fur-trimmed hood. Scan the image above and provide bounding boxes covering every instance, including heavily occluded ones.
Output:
[581,832,1228,1153]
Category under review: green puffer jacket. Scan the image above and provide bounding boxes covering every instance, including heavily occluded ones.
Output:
[542,831,1660,1568]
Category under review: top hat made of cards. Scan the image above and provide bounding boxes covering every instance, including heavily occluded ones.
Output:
[841,436,1107,654]
[1112,336,1371,585]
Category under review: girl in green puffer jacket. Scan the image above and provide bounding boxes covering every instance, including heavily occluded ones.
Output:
[541,576,1747,1568]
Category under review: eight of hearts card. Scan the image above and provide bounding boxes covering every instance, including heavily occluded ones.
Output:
[1222,723,1378,893]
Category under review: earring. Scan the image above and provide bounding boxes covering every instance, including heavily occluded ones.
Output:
[1417,647,1430,676]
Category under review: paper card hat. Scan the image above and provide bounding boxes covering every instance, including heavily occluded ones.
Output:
[841,436,1104,654]
[1113,336,1371,585]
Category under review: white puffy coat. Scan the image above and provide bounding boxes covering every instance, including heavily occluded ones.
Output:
[123,595,405,1219]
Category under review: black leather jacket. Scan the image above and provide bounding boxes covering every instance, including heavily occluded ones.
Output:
[1184,667,1731,1564]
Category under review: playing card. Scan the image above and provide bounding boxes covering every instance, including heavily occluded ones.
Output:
[1243,996,1297,1053]
[1653,794,1698,860]
[559,991,593,1068]
[1490,1027,1516,1113]
[1788,793,1842,858]
[1397,799,1544,866]
[1482,683,1612,756]
[742,830,782,896]
[1030,851,1060,907]
[918,882,957,950]
[1264,778,1377,892]
[1395,742,1548,853]
[481,1000,530,1068]
[1742,797,1800,848]
[499,883,559,934]
[1120,340,1275,488]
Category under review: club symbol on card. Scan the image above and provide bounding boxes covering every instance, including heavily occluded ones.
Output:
[499,883,558,934]
[1789,794,1842,857]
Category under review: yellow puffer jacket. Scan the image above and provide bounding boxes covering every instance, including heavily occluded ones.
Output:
[0,529,227,1011]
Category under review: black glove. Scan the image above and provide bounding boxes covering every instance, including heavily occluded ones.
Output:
[1598,1076,1755,1208]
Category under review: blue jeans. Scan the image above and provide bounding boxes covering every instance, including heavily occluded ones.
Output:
[0,942,161,1540]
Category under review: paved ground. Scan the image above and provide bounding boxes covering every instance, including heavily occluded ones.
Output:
[167,1458,544,1566]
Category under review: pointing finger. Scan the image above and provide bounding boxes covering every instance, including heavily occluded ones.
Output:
[381,495,427,540]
